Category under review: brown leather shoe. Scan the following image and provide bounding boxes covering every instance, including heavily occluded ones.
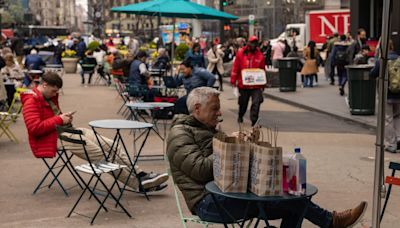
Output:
[332,201,367,228]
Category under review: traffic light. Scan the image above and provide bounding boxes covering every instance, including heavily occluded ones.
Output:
[222,0,234,7]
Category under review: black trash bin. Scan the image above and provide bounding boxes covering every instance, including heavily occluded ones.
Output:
[278,57,299,92]
[346,65,375,115]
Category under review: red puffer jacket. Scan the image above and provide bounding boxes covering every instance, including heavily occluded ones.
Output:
[21,88,63,158]
[230,46,266,89]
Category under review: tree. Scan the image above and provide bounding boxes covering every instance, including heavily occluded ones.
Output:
[1,0,24,26]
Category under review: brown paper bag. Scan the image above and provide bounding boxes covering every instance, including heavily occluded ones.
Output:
[213,133,250,193]
[249,141,283,196]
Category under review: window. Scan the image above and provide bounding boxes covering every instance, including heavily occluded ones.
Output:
[56,0,61,7]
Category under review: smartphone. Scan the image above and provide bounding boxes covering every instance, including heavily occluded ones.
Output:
[69,111,77,115]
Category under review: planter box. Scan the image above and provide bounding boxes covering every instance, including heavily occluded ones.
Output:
[62,58,79,73]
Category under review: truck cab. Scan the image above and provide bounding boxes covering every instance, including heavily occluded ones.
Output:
[271,24,306,52]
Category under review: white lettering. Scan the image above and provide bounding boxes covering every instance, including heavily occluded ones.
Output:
[342,14,350,34]
[318,15,339,37]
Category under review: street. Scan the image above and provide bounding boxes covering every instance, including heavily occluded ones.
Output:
[0,72,399,228]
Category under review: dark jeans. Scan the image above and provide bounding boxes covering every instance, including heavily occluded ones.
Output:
[329,64,335,84]
[212,68,223,91]
[81,71,93,84]
[194,194,333,228]
[336,65,347,89]
[238,88,264,125]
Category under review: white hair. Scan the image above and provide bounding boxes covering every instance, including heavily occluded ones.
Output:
[30,49,38,55]
[187,87,220,113]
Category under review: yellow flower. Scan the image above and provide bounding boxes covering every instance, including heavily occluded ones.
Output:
[62,50,77,58]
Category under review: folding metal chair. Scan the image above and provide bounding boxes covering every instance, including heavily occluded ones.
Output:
[0,88,29,142]
[33,148,83,196]
[381,161,400,222]
[56,126,132,224]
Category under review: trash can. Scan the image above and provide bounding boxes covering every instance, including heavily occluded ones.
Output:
[278,57,299,92]
[346,65,375,115]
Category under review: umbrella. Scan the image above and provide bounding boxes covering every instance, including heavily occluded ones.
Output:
[111,0,238,72]
[111,0,238,20]
[372,0,392,227]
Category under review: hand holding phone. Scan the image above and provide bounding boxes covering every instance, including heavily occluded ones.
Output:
[67,111,77,116]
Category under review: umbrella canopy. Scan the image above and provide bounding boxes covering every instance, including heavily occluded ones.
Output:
[111,0,238,20]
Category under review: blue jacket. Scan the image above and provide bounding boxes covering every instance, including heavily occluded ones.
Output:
[24,54,45,70]
[76,41,87,58]
[176,67,216,93]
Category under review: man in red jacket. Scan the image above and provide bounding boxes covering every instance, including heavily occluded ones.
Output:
[231,36,266,126]
[21,72,168,193]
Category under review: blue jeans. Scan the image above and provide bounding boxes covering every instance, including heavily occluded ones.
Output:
[194,194,333,228]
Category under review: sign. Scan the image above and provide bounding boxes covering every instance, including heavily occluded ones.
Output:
[248,14,255,25]
[160,23,190,44]
[307,9,350,45]
[241,68,266,86]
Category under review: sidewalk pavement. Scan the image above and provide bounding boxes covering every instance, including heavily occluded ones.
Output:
[225,68,378,130]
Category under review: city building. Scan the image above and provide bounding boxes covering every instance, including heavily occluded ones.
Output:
[28,0,77,29]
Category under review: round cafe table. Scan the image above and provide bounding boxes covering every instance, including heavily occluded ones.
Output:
[205,181,318,228]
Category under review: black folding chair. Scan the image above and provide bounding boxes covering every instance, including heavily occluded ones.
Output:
[56,126,132,225]
[32,148,83,196]
[381,161,400,222]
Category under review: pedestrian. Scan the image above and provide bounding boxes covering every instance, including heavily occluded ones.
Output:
[185,42,205,68]
[348,28,367,65]
[79,50,97,86]
[271,38,285,68]
[207,42,225,91]
[326,33,339,85]
[24,49,46,70]
[353,45,370,65]
[331,34,351,96]
[260,40,272,68]
[231,36,266,126]
[370,40,400,153]
[21,72,169,192]
[167,86,368,228]
[128,50,153,101]
[301,41,319,87]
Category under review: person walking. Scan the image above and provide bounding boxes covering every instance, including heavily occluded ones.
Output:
[331,35,351,96]
[370,40,400,153]
[300,41,319,87]
[207,42,225,91]
[185,42,205,68]
[231,36,266,126]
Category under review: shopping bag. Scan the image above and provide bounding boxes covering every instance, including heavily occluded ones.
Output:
[213,132,250,193]
[241,68,267,86]
[249,141,283,196]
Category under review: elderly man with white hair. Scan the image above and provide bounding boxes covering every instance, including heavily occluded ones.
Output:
[24,49,46,70]
[167,87,367,228]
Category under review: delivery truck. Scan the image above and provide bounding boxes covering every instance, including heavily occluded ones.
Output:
[271,9,350,51]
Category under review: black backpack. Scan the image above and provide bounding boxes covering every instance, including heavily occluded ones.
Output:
[334,47,349,65]
[283,43,291,57]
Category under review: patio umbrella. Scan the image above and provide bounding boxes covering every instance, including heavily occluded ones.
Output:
[111,0,238,72]
[372,0,392,227]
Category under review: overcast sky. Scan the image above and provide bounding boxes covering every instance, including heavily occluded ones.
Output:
[76,0,88,11]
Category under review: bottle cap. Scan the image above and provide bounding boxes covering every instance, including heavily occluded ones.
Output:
[294,148,301,153]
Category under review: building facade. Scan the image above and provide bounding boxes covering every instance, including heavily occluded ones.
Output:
[29,0,77,29]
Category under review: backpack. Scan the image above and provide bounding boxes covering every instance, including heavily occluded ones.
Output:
[334,47,349,65]
[388,58,400,93]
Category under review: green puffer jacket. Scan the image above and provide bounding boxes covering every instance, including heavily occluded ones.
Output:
[166,114,217,213]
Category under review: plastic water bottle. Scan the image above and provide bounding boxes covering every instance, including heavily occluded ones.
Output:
[282,154,290,193]
[288,148,306,195]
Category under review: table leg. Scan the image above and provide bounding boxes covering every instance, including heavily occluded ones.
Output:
[256,202,271,228]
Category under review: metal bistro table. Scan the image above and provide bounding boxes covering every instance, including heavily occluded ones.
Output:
[89,119,153,200]
[205,182,318,228]
[126,102,175,160]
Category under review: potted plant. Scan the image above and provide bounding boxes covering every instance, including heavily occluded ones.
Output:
[61,49,79,73]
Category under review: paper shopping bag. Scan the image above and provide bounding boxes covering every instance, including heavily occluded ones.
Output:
[213,133,250,193]
[249,141,283,196]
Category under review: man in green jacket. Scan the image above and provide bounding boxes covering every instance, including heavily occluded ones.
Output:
[167,87,367,228]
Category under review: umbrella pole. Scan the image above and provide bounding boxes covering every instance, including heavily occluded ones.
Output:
[171,18,176,75]
[372,0,391,227]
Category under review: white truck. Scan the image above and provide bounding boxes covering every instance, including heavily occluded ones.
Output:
[271,9,350,51]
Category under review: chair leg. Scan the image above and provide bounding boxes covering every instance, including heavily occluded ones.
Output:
[33,157,68,196]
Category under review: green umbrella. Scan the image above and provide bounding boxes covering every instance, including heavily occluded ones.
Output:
[112,0,238,72]
[111,0,238,20]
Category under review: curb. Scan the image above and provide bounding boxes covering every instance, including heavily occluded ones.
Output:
[263,90,377,131]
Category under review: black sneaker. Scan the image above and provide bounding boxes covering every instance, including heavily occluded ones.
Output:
[139,183,168,195]
[238,116,243,123]
[139,172,169,189]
